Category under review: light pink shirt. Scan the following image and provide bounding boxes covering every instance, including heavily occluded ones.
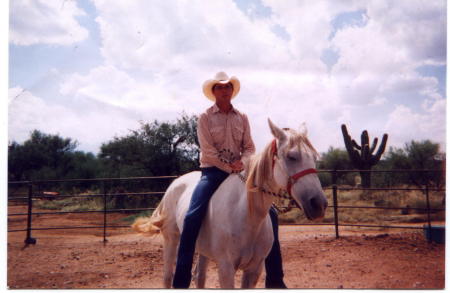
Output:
[197,104,256,173]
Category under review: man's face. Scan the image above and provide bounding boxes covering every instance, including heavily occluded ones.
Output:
[212,82,233,102]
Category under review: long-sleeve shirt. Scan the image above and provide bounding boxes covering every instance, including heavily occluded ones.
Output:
[197,104,256,173]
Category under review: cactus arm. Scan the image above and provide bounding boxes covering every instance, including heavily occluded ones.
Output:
[341,124,353,150]
[341,124,362,166]
[370,137,379,154]
[371,134,388,164]
[361,130,369,148]
[352,139,361,150]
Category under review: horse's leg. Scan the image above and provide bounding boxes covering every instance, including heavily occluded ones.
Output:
[162,234,179,288]
[241,261,264,289]
[194,254,209,288]
[217,261,235,289]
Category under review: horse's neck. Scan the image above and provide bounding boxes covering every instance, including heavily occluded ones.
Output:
[242,148,278,226]
[241,189,273,234]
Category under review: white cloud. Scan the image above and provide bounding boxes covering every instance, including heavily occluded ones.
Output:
[9,0,446,155]
[59,65,214,120]
[385,99,446,150]
[61,66,176,110]
[365,0,446,65]
[381,73,438,96]
[331,0,445,104]
[80,0,352,151]
[8,87,141,152]
[263,0,363,73]
[71,0,446,152]
[92,0,292,73]
[322,0,446,153]
[230,69,344,151]
[10,0,88,46]
[9,87,76,142]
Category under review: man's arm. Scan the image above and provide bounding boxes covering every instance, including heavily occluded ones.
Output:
[240,113,256,164]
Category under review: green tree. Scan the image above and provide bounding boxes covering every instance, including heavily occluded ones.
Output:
[376,147,410,187]
[319,147,352,170]
[8,141,26,181]
[99,113,199,177]
[318,147,353,186]
[65,151,100,180]
[98,113,199,210]
[405,140,444,188]
[383,140,445,188]
[8,130,78,181]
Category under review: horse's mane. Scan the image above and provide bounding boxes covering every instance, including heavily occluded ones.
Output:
[283,129,319,160]
[245,129,318,215]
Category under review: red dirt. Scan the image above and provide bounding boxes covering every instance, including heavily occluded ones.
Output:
[7,205,445,289]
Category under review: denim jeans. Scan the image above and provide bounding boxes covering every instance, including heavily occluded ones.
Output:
[265,206,285,285]
[172,167,284,288]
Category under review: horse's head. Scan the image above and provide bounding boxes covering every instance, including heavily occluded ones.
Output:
[268,119,328,220]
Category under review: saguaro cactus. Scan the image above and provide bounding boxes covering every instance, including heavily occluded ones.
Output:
[341,124,388,188]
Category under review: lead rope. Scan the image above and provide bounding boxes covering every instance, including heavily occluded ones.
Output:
[219,149,297,214]
[235,172,296,214]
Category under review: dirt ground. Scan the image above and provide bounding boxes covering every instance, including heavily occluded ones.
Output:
[7,205,445,289]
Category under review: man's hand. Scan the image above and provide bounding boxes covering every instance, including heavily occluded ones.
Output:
[230,160,244,173]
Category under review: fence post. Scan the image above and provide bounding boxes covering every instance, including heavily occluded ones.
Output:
[24,183,37,245]
[102,180,108,244]
[332,170,339,239]
[425,183,432,243]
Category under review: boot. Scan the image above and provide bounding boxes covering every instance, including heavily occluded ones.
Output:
[265,277,288,289]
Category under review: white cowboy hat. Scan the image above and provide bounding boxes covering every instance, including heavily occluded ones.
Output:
[202,71,240,101]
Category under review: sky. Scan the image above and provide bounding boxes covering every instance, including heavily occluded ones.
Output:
[7,0,447,156]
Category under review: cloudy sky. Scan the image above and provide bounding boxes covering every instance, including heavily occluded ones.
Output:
[8,0,447,155]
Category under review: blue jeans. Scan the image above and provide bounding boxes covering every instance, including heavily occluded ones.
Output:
[265,207,285,287]
[172,167,284,288]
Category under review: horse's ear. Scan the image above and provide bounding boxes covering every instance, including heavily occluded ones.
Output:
[298,122,308,136]
[268,118,286,143]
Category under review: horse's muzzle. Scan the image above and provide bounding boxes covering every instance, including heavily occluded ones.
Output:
[303,194,328,220]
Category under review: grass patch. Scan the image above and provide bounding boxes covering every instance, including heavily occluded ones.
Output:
[33,184,445,227]
[117,210,154,224]
[278,186,445,225]
[35,195,104,212]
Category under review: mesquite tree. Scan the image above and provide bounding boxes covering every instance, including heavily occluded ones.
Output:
[341,124,388,187]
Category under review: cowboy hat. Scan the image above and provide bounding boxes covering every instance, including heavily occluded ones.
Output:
[202,72,240,101]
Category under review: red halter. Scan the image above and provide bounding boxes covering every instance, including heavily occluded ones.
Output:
[271,139,317,195]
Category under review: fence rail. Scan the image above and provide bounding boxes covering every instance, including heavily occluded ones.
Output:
[7,169,445,244]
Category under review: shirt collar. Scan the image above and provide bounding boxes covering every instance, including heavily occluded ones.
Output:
[212,103,237,114]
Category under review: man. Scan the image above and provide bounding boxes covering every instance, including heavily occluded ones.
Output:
[172,72,287,288]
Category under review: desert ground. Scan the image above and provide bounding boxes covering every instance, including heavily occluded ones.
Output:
[7,205,445,289]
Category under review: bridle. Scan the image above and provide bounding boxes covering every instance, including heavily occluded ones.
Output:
[225,139,318,213]
[270,139,317,196]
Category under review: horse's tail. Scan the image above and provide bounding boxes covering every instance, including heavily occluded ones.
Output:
[132,199,166,236]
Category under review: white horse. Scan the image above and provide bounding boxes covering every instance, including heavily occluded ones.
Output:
[132,119,328,288]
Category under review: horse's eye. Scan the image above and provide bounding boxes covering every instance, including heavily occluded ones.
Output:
[287,155,297,161]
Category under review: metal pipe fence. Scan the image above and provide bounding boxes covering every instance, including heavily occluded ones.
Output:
[7,170,445,244]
